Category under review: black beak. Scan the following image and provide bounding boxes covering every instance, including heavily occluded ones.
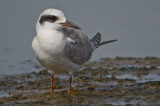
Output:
[60,20,81,30]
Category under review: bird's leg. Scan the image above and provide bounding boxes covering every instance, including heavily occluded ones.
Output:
[50,73,54,93]
[68,75,72,93]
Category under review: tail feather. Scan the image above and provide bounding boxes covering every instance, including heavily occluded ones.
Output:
[90,32,101,50]
[100,39,117,46]
[90,32,117,50]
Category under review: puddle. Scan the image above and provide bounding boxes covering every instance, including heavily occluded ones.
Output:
[108,100,160,105]
[116,73,138,81]
[139,72,160,83]
[0,90,12,97]
[115,72,160,83]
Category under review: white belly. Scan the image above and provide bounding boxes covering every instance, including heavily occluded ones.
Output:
[32,33,80,74]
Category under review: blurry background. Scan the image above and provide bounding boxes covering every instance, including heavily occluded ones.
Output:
[0,0,160,75]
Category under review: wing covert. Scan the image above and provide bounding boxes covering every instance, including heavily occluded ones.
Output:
[62,28,93,65]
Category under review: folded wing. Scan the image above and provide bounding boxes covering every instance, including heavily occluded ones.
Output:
[63,28,93,65]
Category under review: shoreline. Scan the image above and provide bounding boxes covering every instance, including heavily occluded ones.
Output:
[0,57,160,105]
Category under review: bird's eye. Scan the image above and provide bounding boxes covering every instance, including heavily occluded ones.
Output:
[48,15,58,22]
[39,15,58,25]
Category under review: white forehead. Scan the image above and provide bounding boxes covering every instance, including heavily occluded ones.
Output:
[41,8,65,17]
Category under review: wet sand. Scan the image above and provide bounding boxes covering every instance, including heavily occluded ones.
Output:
[0,57,160,105]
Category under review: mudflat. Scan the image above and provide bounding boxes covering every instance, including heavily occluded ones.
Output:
[0,57,160,105]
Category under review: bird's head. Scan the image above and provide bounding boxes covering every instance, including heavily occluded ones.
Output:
[36,8,81,31]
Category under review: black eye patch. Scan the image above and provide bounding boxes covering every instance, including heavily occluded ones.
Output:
[48,15,58,21]
[39,15,58,25]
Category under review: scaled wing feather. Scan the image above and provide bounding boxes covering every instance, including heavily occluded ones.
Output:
[62,28,93,65]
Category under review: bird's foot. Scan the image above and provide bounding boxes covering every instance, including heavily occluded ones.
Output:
[68,87,71,93]
[50,90,54,93]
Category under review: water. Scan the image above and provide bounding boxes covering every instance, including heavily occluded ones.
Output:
[0,0,160,75]
[115,72,160,83]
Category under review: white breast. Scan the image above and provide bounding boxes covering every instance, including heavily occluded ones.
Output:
[32,30,80,74]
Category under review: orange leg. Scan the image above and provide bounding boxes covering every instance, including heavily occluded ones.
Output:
[68,75,72,93]
[50,74,54,93]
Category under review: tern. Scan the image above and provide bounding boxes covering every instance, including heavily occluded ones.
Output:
[32,8,117,93]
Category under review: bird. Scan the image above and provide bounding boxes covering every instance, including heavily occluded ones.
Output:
[32,8,117,93]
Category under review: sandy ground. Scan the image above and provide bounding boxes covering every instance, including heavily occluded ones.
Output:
[0,57,160,105]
